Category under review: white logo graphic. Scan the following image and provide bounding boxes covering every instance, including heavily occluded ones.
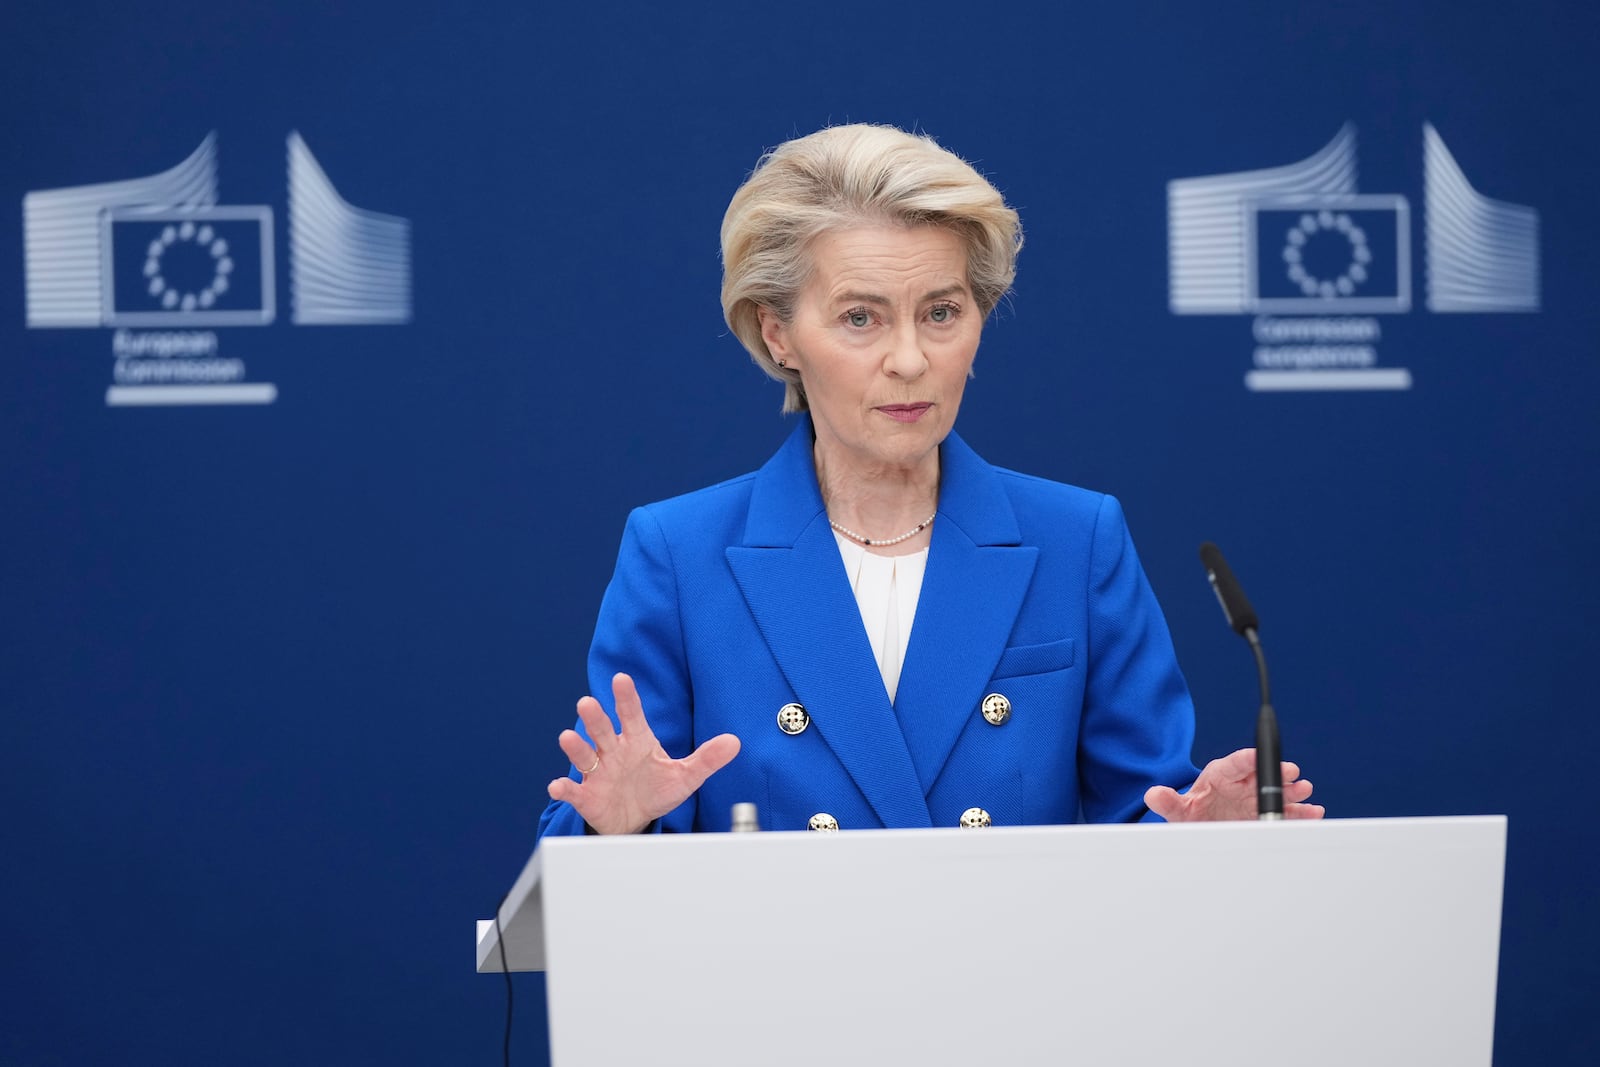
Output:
[288,132,411,325]
[1169,124,1356,314]
[1423,122,1540,313]
[1167,126,1412,315]
[1167,124,1540,391]
[23,135,220,328]
[102,207,276,327]
[21,132,412,406]
[1247,195,1410,314]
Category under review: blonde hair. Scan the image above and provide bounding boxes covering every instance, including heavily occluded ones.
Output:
[720,124,1022,413]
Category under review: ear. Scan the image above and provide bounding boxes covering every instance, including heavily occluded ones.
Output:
[758,307,796,368]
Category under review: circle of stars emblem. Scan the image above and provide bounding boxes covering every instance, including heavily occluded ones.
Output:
[1282,209,1371,299]
[144,220,235,312]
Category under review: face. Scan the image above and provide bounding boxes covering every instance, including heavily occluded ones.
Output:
[759,225,982,480]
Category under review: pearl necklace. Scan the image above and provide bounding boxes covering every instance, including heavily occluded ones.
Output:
[828,511,937,548]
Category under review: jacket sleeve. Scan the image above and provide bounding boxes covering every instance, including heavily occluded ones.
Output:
[1077,494,1199,823]
[535,506,697,839]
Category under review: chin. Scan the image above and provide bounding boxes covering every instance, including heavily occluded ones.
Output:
[871,433,945,467]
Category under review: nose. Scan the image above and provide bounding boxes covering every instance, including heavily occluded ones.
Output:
[882,322,928,380]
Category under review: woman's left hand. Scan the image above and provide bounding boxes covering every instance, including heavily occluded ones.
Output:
[1144,748,1325,822]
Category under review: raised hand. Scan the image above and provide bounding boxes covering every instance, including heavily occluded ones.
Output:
[1144,748,1324,822]
[546,672,741,835]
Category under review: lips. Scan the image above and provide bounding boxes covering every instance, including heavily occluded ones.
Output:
[876,403,933,423]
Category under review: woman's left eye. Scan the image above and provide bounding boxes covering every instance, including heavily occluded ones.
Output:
[928,303,958,323]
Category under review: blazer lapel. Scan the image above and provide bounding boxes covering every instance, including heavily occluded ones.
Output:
[892,432,1038,793]
[725,418,932,828]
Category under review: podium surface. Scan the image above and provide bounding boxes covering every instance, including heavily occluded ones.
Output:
[479,816,1505,1067]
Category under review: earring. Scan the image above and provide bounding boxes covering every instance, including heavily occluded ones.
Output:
[777,359,787,368]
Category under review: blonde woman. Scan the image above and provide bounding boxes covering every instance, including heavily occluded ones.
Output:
[539,125,1321,837]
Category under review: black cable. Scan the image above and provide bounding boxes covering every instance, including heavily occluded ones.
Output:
[494,889,513,1066]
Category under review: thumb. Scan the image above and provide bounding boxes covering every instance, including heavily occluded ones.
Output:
[1144,784,1183,821]
[681,732,741,785]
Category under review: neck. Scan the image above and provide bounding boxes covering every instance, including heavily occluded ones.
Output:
[814,439,939,556]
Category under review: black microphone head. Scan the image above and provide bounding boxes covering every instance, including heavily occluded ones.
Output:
[1198,541,1260,637]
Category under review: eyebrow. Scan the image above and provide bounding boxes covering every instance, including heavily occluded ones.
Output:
[832,283,969,306]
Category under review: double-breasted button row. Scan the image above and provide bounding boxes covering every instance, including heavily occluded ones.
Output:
[781,695,1001,831]
[806,808,995,831]
[778,694,1012,736]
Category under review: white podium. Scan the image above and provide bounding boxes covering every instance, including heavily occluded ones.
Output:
[478,816,1505,1067]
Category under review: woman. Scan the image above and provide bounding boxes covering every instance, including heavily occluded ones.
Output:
[537,124,1321,837]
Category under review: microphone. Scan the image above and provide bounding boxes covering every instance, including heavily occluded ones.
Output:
[730,802,761,832]
[1198,542,1258,636]
[1198,542,1283,820]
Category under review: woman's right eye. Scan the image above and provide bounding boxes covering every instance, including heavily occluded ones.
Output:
[845,309,873,328]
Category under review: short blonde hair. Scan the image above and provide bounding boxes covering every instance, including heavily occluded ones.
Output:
[720,124,1022,413]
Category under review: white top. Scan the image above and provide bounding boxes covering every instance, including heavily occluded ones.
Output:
[832,531,929,703]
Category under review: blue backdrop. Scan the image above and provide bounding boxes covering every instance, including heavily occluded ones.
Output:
[3,2,1596,1063]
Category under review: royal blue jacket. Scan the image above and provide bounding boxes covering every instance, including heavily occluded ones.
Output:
[536,417,1198,836]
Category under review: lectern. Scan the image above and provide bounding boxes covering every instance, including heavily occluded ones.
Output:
[478,816,1505,1067]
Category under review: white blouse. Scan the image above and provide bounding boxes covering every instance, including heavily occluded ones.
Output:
[832,531,929,704]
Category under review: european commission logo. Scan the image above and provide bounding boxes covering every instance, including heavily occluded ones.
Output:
[1167,123,1540,391]
[1248,198,1408,313]
[103,208,275,326]
[21,132,411,405]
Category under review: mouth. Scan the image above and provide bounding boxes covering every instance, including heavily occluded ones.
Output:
[875,403,933,423]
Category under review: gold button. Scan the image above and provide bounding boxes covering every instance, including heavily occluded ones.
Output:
[807,812,840,832]
[959,807,992,829]
[777,702,810,735]
[980,693,1012,726]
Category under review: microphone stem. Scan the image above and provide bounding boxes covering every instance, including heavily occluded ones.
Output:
[1246,628,1272,706]
[1245,628,1284,820]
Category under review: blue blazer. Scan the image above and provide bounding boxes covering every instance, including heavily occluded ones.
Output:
[537,417,1197,837]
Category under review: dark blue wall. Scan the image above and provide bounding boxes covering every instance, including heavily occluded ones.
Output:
[3,2,1595,1063]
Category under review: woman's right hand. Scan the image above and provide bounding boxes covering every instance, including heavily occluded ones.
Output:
[546,672,741,835]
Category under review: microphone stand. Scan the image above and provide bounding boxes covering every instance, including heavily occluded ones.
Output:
[1199,542,1285,821]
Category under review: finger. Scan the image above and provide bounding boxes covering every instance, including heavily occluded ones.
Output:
[1284,778,1314,803]
[1279,761,1302,783]
[557,728,598,772]
[1214,748,1257,781]
[548,775,616,831]
[611,673,651,736]
[574,695,617,751]
[1286,803,1326,819]
[1143,785,1183,820]
[681,733,741,786]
